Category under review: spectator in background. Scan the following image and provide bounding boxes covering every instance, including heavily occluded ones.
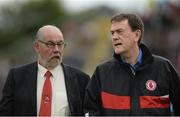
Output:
[0,25,89,116]
[84,13,180,116]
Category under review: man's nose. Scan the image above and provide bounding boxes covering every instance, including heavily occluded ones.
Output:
[53,45,59,51]
[112,32,119,41]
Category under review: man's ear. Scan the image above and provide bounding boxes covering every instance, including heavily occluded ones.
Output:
[134,29,141,42]
[33,41,39,53]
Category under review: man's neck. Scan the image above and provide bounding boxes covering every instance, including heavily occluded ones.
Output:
[121,46,140,66]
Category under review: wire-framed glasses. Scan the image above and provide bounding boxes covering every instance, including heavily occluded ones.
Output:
[38,40,66,48]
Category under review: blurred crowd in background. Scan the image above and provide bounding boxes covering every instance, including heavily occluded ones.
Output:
[0,0,180,99]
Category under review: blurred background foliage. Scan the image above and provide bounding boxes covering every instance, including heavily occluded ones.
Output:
[0,0,67,49]
[0,0,180,98]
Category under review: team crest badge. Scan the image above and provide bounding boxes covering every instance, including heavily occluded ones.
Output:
[146,80,157,91]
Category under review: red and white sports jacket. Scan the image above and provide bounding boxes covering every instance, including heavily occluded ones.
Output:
[84,44,180,116]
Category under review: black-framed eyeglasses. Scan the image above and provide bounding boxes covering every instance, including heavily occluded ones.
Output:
[38,40,66,48]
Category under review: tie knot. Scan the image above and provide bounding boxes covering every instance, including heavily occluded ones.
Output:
[44,71,52,78]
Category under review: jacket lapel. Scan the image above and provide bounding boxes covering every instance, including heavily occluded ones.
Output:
[62,64,78,115]
[25,62,38,115]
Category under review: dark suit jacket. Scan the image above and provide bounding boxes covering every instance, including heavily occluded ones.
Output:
[0,62,90,116]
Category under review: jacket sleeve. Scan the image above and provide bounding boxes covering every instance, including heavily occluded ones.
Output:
[0,69,14,115]
[168,61,180,115]
[84,67,103,115]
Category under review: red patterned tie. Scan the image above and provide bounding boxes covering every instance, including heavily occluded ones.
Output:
[39,71,52,116]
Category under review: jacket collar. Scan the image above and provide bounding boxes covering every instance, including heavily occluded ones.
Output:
[113,44,153,70]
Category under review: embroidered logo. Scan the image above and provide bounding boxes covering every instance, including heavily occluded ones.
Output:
[146,80,157,91]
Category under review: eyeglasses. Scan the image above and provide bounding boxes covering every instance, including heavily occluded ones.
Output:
[38,40,66,48]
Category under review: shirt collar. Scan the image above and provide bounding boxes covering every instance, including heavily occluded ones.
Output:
[38,62,61,78]
[121,48,143,70]
[133,48,142,69]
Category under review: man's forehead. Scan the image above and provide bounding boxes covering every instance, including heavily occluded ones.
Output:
[40,32,64,43]
[111,20,129,30]
[110,24,124,31]
[42,29,63,38]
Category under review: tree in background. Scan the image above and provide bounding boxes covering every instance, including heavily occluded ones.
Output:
[0,0,67,50]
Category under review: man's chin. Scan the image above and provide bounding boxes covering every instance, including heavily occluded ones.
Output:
[49,57,61,65]
[114,49,123,55]
[52,59,61,65]
[47,62,60,69]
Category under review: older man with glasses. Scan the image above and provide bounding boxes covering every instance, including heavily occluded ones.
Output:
[0,25,90,116]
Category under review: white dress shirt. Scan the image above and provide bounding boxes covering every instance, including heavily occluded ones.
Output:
[37,63,70,116]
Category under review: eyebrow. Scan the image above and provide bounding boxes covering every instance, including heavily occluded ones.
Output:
[110,28,124,34]
[111,28,124,31]
[46,40,64,43]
